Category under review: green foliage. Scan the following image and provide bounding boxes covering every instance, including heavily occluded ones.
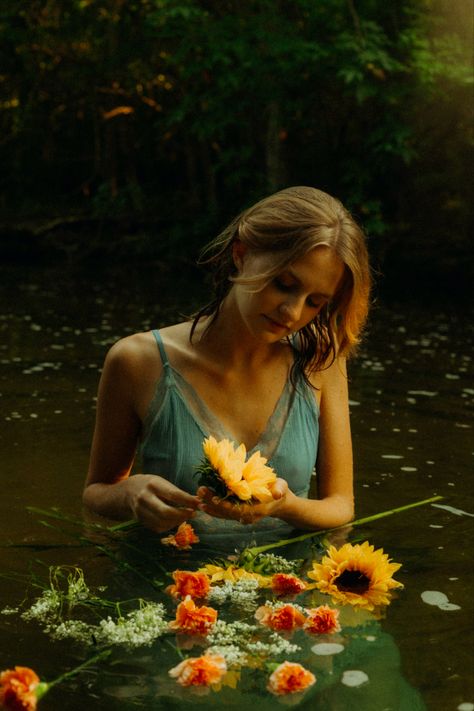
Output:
[0,0,471,275]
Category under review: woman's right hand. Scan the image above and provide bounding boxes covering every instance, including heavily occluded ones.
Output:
[127,474,200,533]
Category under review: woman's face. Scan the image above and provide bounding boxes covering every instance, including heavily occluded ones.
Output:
[230,245,346,341]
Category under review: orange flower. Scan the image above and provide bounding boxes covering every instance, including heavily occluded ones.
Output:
[166,570,210,600]
[303,605,341,635]
[0,666,41,711]
[169,652,227,688]
[267,661,316,696]
[169,595,218,636]
[161,522,199,550]
[271,573,306,596]
[255,603,306,631]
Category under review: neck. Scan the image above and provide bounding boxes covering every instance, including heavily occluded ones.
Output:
[193,299,285,369]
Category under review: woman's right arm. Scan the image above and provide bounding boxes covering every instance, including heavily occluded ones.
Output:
[83,336,199,532]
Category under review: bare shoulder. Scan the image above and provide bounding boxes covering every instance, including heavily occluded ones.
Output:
[308,355,348,402]
[103,331,163,386]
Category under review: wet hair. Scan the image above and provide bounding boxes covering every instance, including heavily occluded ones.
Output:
[191,186,371,385]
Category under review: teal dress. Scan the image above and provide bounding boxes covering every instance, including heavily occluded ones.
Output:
[137,330,319,544]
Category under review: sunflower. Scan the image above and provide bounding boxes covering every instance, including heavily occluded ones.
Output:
[241,451,276,503]
[196,437,276,503]
[307,541,403,611]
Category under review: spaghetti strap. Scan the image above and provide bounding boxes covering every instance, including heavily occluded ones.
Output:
[151,329,169,367]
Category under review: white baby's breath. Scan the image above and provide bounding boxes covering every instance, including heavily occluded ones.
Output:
[46,601,168,649]
[22,589,61,623]
[208,578,260,607]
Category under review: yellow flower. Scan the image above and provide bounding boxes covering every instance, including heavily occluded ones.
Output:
[203,436,246,474]
[201,437,252,501]
[198,563,272,588]
[307,541,403,611]
[241,451,277,503]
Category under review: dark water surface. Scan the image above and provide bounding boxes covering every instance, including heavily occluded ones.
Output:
[0,265,473,710]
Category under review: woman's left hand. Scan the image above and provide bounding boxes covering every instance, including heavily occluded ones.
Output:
[196,478,289,525]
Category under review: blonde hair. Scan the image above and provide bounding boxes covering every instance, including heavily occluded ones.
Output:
[192,186,371,377]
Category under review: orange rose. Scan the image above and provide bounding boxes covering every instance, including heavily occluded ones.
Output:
[267,661,316,696]
[0,666,41,711]
[255,603,306,631]
[169,595,218,636]
[303,605,341,635]
[166,570,210,600]
[271,573,307,596]
[169,652,227,688]
[161,522,199,550]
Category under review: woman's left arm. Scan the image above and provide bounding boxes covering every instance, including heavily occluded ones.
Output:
[272,355,354,529]
[198,356,354,530]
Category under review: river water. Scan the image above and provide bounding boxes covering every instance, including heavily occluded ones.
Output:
[0,264,473,710]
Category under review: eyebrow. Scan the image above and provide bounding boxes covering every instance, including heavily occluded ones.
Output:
[284,269,334,300]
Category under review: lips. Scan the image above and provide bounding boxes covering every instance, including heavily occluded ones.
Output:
[264,316,289,330]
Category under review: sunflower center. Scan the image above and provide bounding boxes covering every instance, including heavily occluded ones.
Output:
[334,569,371,594]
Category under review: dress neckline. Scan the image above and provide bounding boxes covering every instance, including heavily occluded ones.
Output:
[167,363,294,454]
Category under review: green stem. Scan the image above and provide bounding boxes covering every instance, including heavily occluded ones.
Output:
[39,650,111,697]
[245,495,444,557]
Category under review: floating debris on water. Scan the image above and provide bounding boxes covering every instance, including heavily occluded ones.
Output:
[432,504,474,518]
[341,670,369,687]
[421,590,461,611]
[382,454,403,459]
[311,643,344,656]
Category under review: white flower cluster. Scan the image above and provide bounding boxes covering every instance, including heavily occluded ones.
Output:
[48,619,92,644]
[245,632,299,658]
[22,589,61,623]
[208,578,260,607]
[206,643,248,668]
[96,602,168,648]
[48,601,168,649]
[254,553,299,574]
[206,618,300,664]
[1,606,19,616]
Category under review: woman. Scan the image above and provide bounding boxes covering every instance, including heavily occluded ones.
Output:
[83,186,371,543]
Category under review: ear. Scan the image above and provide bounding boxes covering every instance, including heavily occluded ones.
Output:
[232,239,247,270]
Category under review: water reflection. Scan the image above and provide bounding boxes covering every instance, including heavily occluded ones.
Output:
[0,265,473,710]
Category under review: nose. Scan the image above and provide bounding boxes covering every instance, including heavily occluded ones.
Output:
[279,296,304,323]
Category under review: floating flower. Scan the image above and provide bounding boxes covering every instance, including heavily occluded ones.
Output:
[271,573,306,596]
[169,652,227,689]
[166,570,210,600]
[303,605,341,635]
[255,603,306,632]
[161,522,199,550]
[169,596,218,636]
[196,437,276,503]
[267,661,316,696]
[0,666,45,711]
[198,563,271,588]
[307,541,403,611]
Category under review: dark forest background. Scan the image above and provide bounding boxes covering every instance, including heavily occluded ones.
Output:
[0,0,472,297]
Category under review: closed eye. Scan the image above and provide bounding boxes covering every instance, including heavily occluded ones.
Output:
[273,277,326,310]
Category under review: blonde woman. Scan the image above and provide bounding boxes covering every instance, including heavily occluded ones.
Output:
[83,186,371,543]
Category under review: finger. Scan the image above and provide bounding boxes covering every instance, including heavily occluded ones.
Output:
[138,496,195,532]
[270,478,288,500]
[196,487,215,503]
[148,478,199,509]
